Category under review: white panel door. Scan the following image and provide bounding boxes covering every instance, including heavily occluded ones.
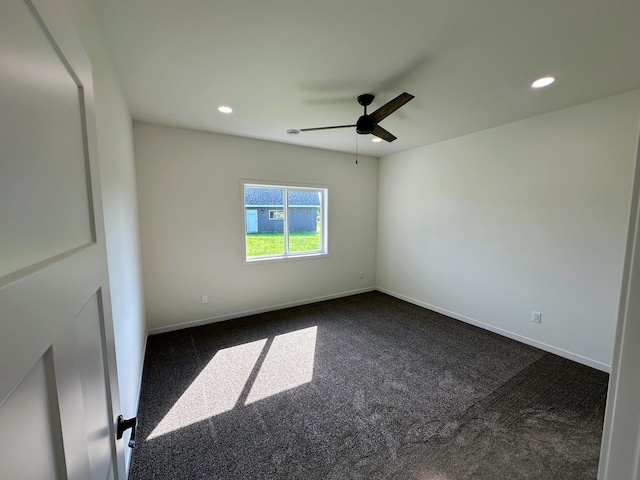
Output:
[0,0,125,479]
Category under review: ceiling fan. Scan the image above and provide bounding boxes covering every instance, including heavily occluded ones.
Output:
[298,92,414,142]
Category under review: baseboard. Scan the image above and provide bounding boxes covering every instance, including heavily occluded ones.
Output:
[125,332,148,473]
[376,287,611,373]
[147,287,377,336]
[134,333,148,416]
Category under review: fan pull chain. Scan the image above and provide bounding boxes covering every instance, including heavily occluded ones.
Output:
[355,133,359,165]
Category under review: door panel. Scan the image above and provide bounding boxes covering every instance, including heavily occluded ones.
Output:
[0,349,66,479]
[75,292,112,480]
[0,0,124,478]
[0,0,93,279]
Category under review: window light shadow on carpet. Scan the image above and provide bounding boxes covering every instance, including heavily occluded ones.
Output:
[147,326,317,440]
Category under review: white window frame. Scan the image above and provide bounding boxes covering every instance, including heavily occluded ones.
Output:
[243,180,329,263]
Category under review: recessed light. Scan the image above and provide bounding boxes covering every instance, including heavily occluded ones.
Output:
[218,105,233,113]
[286,129,301,135]
[372,137,382,143]
[531,76,556,89]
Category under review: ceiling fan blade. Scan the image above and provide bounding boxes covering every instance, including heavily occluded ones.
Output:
[372,125,397,142]
[370,92,414,123]
[300,124,356,132]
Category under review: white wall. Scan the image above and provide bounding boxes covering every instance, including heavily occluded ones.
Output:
[377,90,640,370]
[134,122,378,332]
[62,0,146,469]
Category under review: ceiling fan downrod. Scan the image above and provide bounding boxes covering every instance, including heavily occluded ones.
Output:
[356,93,375,134]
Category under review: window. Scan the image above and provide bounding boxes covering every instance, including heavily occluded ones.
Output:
[244,182,328,262]
[269,210,284,220]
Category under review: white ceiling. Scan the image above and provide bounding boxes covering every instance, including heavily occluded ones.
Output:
[94,0,640,158]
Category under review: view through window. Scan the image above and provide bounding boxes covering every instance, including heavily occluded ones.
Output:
[244,183,328,261]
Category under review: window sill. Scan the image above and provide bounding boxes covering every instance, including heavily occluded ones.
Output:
[244,252,329,265]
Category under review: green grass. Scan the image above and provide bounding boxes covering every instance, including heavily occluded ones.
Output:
[246,231,321,257]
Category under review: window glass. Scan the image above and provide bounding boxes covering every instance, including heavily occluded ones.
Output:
[244,183,327,261]
[288,190,322,253]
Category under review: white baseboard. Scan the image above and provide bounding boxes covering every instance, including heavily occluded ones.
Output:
[147,287,377,336]
[123,332,148,473]
[376,287,611,373]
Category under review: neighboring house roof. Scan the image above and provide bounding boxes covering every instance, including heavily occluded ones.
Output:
[244,187,320,207]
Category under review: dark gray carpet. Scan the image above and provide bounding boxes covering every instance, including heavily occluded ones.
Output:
[129,292,608,479]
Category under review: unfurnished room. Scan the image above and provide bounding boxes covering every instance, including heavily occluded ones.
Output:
[2,1,640,479]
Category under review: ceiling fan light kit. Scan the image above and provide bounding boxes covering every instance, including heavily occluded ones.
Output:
[298,92,414,143]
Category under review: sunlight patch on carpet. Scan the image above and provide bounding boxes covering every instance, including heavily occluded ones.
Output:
[245,326,317,405]
[417,472,451,480]
[147,338,267,440]
[146,326,317,440]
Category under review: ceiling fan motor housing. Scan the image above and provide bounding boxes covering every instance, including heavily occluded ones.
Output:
[356,115,375,134]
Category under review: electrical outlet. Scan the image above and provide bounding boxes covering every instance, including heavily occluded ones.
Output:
[532,311,542,323]
[359,272,364,279]
[202,295,208,304]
